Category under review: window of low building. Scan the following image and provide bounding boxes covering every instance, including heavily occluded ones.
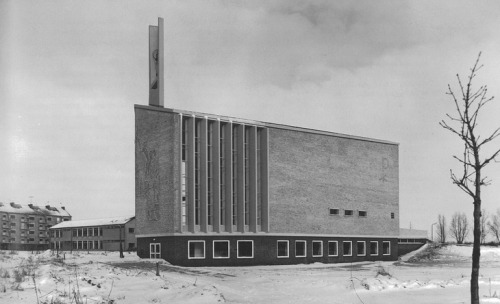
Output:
[344,210,353,216]
[312,241,323,257]
[188,241,205,259]
[128,228,135,233]
[343,241,352,256]
[370,241,379,256]
[213,241,229,258]
[357,241,366,256]
[328,241,338,256]
[83,228,88,237]
[358,211,367,217]
[382,241,391,255]
[295,240,306,257]
[277,240,289,258]
[391,212,395,219]
[237,240,253,258]
[94,227,99,236]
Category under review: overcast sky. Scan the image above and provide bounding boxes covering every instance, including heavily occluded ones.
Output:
[2,0,500,235]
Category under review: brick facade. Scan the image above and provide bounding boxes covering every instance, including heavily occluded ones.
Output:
[135,105,400,266]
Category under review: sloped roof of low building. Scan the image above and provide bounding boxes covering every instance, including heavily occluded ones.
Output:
[0,202,71,217]
[49,216,135,229]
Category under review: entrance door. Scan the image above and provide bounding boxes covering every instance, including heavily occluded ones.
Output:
[150,243,161,258]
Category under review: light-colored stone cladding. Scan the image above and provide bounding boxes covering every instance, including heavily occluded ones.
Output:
[268,127,399,236]
[135,107,181,235]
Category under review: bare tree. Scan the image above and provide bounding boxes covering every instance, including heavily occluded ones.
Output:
[440,53,500,304]
[436,214,447,243]
[480,209,489,244]
[450,212,470,244]
[488,209,500,243]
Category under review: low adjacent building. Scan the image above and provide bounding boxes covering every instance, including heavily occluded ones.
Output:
[398,228,429,255]
[0,202,71,250]
[49,216,136,251]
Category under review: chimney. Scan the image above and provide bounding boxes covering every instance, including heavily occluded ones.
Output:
[46,205,51,210]
[28,203,34,208]
[61,206,65,210]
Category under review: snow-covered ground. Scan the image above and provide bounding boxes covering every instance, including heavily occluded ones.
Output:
[0,245,499,303]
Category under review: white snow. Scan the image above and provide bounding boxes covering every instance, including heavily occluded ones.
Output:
[0,245,499,303]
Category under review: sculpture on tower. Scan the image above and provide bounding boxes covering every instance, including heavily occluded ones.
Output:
[149,18,164,107]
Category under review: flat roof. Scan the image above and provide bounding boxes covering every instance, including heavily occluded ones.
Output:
[135,104,399,146]
[49,216,135,229]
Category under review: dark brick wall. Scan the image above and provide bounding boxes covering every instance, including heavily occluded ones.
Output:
[137,235,398,266]
[398,242,426,256]
[268,127,399,236]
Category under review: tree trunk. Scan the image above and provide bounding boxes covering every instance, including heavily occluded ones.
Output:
[471,183,481,304]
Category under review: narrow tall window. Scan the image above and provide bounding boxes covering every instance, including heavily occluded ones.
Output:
[194,119,200,225]
[219,123,225,225]
[256,128,262,226]
[232,125,238,226]
[207,121,213,226]
[244,126,250,226]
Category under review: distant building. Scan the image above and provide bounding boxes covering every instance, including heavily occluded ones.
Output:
[135,105,400,266]
[49,216,136,251]
[398,228,429,255]
[0,202,71,250]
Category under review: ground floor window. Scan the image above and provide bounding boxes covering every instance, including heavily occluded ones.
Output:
[328,241,338,256]
[237,240,253,258]
[213,241,230,258]
[357,241,366,256]
[370,241,378,255]
[343,241,352,256]
[295,240,306,257]
[312,241,323,257]
[150,243,161,259]
[277,240,289,258]
[382,241,391,255]
[188,241,205,259]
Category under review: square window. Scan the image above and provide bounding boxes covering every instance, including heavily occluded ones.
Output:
[343,241,352,256]
[370,241,379,255]
[329,208,339,215]
[344,210,353,216]
[213,241,230,259]
[382,241,391,255]
[328,241,338,256]
[277,240,289,258]
[358,211,367,217]
[295,240,306,257]
[188,241,205,259]
[128,228,135,233]
[237,240,253,258]
[312,241,323,257]
[357,241,366,256]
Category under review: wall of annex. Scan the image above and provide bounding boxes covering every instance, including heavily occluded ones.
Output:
[267,127,399,236]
